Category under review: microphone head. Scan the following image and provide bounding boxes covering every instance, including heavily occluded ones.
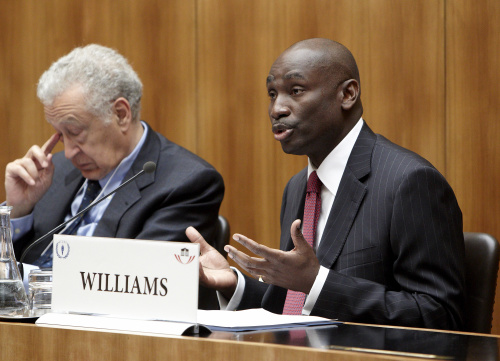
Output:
[143,161,156,174]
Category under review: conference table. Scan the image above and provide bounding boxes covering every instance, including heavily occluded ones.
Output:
[1,317,499,360]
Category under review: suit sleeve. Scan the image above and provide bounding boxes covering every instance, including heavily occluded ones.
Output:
[112,165,225,247]
[311,166,465,330]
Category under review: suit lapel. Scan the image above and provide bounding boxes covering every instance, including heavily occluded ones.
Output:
[93,122,159,237]
[27,164,83,261]
[37,164,83,232]
[316,124,376,268]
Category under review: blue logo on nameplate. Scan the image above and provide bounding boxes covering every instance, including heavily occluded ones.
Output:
[56,240,70,259]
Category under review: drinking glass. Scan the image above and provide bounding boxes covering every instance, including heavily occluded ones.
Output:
[29,269,53,316]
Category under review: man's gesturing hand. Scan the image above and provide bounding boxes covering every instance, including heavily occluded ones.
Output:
[185,226,238,300]
[5,133,60,218]
[226,219,320,294]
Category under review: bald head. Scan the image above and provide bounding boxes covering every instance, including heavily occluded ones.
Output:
[282,38,360,86]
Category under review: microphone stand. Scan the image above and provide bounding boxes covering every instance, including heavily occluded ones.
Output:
[18,161,156,279]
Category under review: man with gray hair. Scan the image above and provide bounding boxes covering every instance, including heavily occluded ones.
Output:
[5,44,224,309]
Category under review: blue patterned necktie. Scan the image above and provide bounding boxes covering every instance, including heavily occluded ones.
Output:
[63,180,102,235]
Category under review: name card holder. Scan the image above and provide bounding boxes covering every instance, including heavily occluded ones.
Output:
[36,235,201,336]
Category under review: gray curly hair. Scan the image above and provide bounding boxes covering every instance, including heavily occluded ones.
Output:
[37,44,143,122]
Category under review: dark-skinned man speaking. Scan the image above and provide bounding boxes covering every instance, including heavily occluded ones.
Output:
[186,38,465,330]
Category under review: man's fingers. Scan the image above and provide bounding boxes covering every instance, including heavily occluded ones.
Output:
[232,233,276,259]
[185,226,213,254]
[25,146,49,169]
[225,244,268,274]
[290,219,310,251]
[186,226,204,243]
[9,156,51,185]
[7,161,36,186]
[41,133,61,155]
[22,134,59,169]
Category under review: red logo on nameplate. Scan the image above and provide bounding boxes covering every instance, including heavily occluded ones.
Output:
[175,248,195,264]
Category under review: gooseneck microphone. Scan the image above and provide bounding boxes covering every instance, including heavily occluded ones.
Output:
[19,161,157,264]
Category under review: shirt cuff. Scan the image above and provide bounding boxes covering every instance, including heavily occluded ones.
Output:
[302,265,329,315]
[10,212,34,242]
[217,267,246,310]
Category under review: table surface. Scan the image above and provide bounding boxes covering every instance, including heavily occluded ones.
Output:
[1,318,499,361]
[206,322,500,360]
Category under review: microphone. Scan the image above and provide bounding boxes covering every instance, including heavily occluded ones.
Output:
[19,161,157,265]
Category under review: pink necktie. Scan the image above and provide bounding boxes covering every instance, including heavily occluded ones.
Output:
[282,171,322,315]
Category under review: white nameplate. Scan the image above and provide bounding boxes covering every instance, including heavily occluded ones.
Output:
[51,235,199,323]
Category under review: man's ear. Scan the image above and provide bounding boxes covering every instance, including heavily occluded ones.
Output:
[113,97,132,129]
[339,79,360,111]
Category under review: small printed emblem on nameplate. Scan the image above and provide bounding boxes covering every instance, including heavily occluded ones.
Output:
[56,240,70,259]
[175,247,195,264]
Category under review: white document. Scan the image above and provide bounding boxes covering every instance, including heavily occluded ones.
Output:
[36,313,199,336]
[36,308,336,336]
[51,235,199,323]
[197,308,336,331]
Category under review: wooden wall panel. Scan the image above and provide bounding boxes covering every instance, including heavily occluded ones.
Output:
[196,1,306,248]
[446,0,500,334]
[0,0,197,201]
[80,0,197,152]
[197,0,445,253]
[0,0,83,175]
[1,0,499,334]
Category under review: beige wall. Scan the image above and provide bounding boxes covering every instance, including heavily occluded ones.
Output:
[1,0,499,333]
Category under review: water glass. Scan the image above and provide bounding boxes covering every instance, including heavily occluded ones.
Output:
[29,269,53,317]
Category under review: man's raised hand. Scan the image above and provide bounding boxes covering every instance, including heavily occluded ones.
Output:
[5,133,60,218]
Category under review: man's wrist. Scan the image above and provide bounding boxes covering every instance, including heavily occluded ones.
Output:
[219,269,238,300]
[5,201,33,219]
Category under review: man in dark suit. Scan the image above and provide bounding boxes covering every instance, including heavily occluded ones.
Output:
[186,38,465,329]
[5,44,224,308]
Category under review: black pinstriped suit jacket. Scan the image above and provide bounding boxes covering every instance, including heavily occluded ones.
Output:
[239,123,465,330]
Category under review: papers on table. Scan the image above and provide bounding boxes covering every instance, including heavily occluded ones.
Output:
[36,308,339,336]
[36,312,200,336]
[198,308,337,332]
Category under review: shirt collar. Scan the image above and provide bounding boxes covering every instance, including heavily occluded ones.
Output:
[308,118,364,196]
[98,121,148,189]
